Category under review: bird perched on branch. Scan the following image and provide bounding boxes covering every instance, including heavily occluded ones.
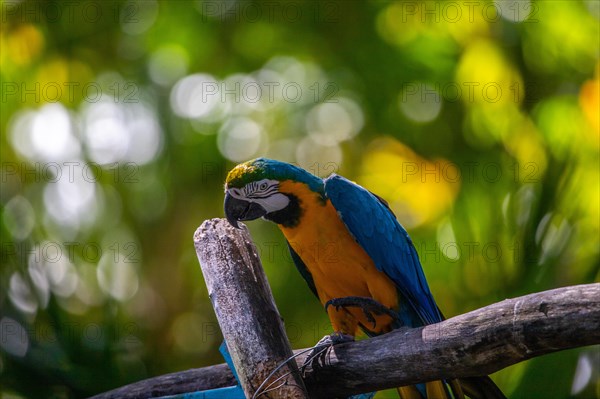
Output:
[224,158,505,399]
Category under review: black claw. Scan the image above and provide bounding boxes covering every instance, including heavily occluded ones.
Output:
[302,333,355,371]
[324,296,399,329]
[364,310,376,327]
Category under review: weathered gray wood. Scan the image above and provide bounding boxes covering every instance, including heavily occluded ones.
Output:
[300,282,600,397]
[194,218,308,399]
[91,283,600,398]
[88,363,236,399]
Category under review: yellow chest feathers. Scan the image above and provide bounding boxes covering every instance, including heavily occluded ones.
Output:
[277,181,398,311]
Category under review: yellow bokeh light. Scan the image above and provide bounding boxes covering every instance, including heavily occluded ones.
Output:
[31,58,94,106]
[358,137,460,228]
[1,24,45,69]
[534,96,591,160]
[376,1,491,47]
[456,39,524,107]
[579,62,600,145]
[502,115,548,180]
[457,39,527,147]
[523,1,599,75]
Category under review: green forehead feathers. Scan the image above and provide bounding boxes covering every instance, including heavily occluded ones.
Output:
[225,158,324,193]
[225,160,260,187]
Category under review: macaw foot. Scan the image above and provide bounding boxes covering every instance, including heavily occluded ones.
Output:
[315,331,355,347]
[302,332,354,371]
[325,296,399,328]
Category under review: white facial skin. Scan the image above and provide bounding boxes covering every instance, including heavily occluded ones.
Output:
[227,179,290,213]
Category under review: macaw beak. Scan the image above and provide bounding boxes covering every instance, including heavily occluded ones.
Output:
[224,192,268,229]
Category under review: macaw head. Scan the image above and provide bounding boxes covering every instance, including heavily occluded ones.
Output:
[224,158,323,228]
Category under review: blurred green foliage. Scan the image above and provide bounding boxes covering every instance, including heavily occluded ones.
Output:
[1,0,599,398]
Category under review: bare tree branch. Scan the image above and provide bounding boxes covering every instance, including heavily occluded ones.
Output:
[193,219,308,399]
[299,282,600,397]
[90,219,600,399]
[88,363,236,399]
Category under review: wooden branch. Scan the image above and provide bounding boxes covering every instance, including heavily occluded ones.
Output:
[88,363,236,399]
[193,219,308,399]
[300,282,600,398]
[91,218,599,398]
[92,283,600,399]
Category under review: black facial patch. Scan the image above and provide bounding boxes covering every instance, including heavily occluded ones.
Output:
[264,194,302,228]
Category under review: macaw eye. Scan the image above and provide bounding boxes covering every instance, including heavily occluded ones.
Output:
[259,182,268,190]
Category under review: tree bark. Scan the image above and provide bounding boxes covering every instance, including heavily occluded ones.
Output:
[88,363,236,399]
[92,283,600,398]
[300,282,600,397]
[90,218,600,399]
[193,218,309,399]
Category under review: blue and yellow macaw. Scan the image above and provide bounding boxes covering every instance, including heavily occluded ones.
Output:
[224,158,505,399]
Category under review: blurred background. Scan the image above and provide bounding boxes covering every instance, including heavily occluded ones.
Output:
[1,0,599,398]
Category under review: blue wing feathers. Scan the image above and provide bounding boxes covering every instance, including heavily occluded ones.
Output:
[286,241,319,297]
[324,174,442,326]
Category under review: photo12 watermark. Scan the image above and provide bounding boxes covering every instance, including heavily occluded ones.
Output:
[192,80,339,104]
[392,1,539,24]
[0,318,140,346]
[400,81,544,105]
[243,238,542,266]
[198,1,340,23]
[1,81,140,104]
[2,240,141,264]
[1,161,140,184]
[2,1,149,24]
